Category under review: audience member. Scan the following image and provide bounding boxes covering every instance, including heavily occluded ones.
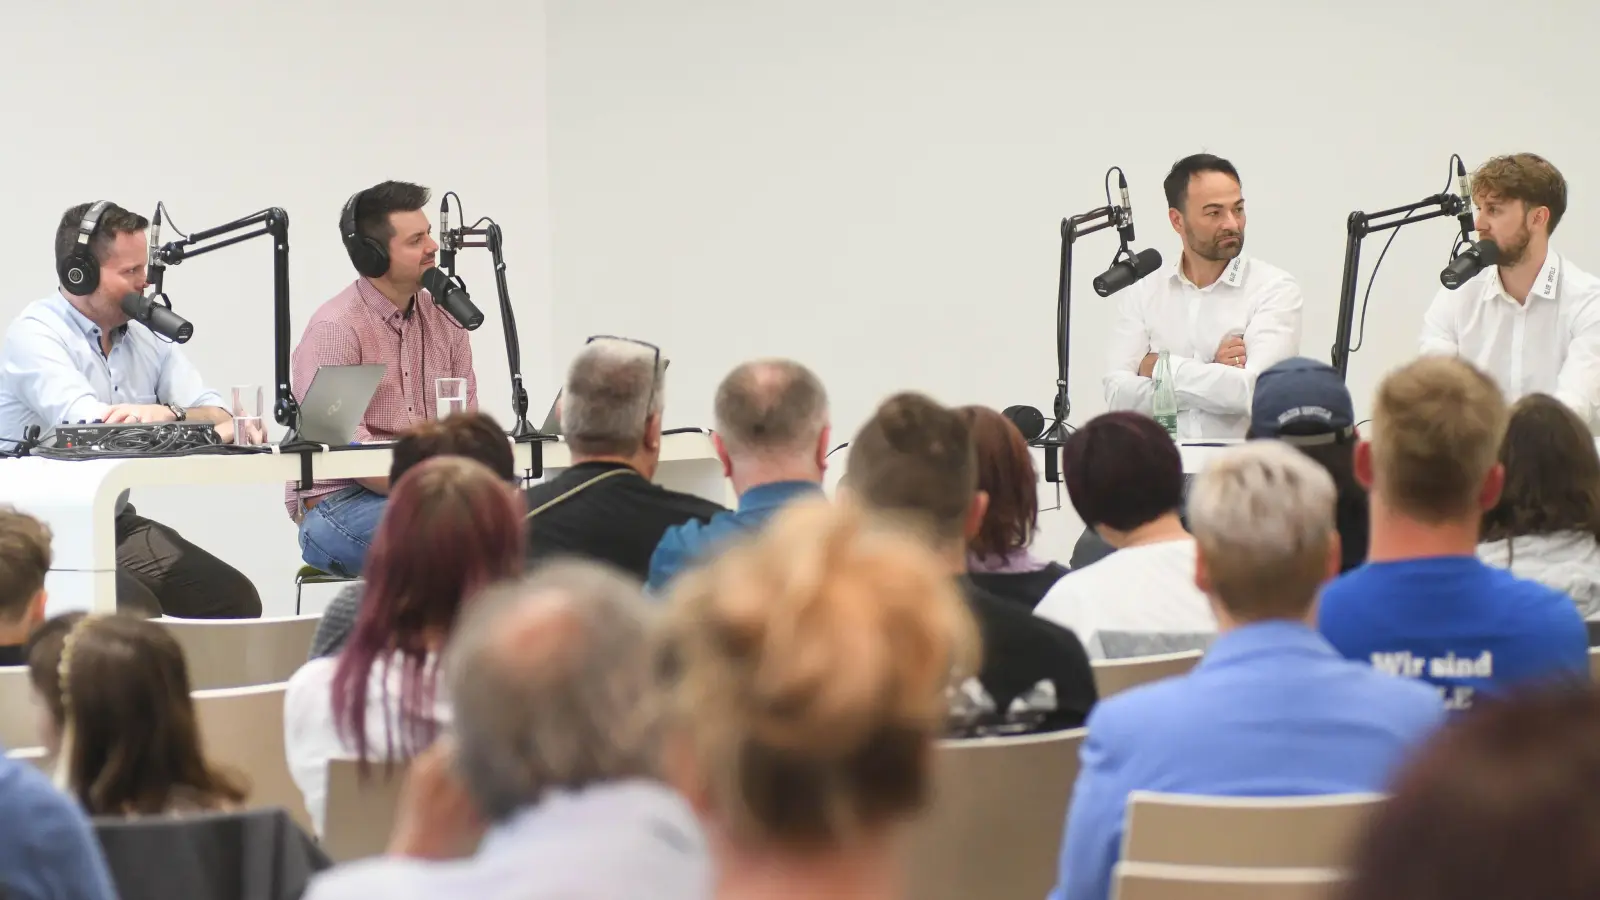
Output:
[28,614,247,816]
[1049,442,1443,900]
[957,405,1068,610]
[0,508,51,666]
[304,562,708,900]
[659,498,978,900]
[1035,411,1215,659]
[1342,683,1600,900]
[1249,357,1369,572]
[1479,393,1600,619]
[647,359,829,591]
[0,722,118,898]
[1319,358,1587,709]
[309,412,519,659]
[848,392,1096,732]
[285,456,523,833]
[525,337,725,580]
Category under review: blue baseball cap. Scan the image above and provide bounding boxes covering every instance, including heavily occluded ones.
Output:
[1250,357,1356,444]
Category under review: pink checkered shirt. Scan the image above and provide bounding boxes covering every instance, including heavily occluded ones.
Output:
[283,278,478,518]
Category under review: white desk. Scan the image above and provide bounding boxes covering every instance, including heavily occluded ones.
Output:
[0,433,728,614]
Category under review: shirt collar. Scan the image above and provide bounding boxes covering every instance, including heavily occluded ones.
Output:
[1489,250,1562,303]
[43,290,126,348]
[355,277,412,324]
[737,480,823,513]
[1196,619,1336,671]
[1170,254,1247,291]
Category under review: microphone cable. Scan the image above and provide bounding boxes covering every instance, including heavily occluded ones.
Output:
[1347,154,1464,355]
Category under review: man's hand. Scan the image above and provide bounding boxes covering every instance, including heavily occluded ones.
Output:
[1216,334,1247,368]
[387,740,486,860]
[1138,352,1160,378]
[102,404,176,425]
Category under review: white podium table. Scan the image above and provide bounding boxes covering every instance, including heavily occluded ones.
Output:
[0,432,727,615]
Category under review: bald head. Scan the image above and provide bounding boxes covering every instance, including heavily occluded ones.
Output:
[714,359,829,461]
[446,562,657,822]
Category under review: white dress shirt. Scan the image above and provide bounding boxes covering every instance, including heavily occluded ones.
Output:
[1033,538,1217,659]
[1420,250,1600,425]
[1103,254,1303,438]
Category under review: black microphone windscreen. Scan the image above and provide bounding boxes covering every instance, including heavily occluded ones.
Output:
[1092,247,1165,297]
[120,292,193,343]
[1001,405,1046,442]
[1440,240,1499,290]
[421,267,485,330]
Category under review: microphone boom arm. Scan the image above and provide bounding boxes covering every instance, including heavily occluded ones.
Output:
[1331,192,1463,379]
[153,208,300,438]
[1040,204,1119,481]
[446,223,540,443]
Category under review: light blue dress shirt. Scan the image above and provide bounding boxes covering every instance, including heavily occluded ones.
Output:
[0,291,224,449]
[1049,620,1445,900]
[646,479,823,592]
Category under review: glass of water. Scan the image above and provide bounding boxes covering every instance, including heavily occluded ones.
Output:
[435,378,468,420]
[231,384,266,446]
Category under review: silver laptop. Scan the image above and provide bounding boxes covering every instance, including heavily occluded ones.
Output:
[297,364,385,445]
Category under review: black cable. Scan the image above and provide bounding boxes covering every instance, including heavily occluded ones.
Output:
[156,201,190,239]
[825,441,850,460]
[1348,156,1462,354]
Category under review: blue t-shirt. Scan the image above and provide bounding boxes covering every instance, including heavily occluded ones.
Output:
[1318,556,1588,710]
[0,755,118,900]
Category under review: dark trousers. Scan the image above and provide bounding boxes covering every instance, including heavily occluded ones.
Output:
[115,508,262,619]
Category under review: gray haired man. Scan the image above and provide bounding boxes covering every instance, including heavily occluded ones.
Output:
[303,562,710,900]
[646,358,830,591]
[523,337,725,580]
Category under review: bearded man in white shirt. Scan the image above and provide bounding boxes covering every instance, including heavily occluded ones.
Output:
[1420,153,1600,426]
[1103,154,1304,438]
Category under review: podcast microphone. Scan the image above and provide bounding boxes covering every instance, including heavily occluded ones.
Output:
[1093,247,1163,297]
[1440,240,1500,290]
[1001,405,1046,442]
[1116,172,1136,244]
[421,266,484,330]
[439,198,456,272]
[121,291,193,343]
[1454,159,1475,241]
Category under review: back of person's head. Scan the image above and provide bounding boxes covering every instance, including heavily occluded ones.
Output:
[659,498,978,849]
[448,562,657,823]
[1062,411,1184,533]
[562,338,666,458]
[846,392,978,545]
[1365,357,1508,523]
[1249,356,1364,517]
[334,456,524,764]
[0,507,51,629]
[714,359,829,462]
[1481,393,1600,545]
[26,611,86,753]
[1343,683,1600,900]
[47,615,246,815]
[1187,441,1338,624]
[389,411,516,484]
[957,405,1041,561]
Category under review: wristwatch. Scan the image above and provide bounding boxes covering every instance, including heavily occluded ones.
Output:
[165,403,187,422]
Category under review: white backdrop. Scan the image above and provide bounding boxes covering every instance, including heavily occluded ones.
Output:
[3,1,555,614]
[546,0,1600,560]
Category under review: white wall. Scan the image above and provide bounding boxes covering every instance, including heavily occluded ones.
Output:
[3,1,554,614]
[546,0,1600,560]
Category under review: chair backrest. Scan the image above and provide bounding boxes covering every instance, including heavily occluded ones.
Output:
[904,727,1087,900]
[1589,645,1600,682]
[0,665,39,752]
[160,615,321,691]
[6,745,50,773]
[322,757,408,863]
[1092,650,1204,700]
[1122,791,1384,868]
[93,806,329,900]
[191,682,313,832]
[1113,862,1344,900]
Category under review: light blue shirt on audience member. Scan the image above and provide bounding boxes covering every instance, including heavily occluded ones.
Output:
[1048,620,1443,900]
[0,291,224,450]
[0,753,118,900]
[302,779,710,900]
[646,480,823,592]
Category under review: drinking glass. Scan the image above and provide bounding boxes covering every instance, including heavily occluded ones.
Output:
[436,378,468,420]
[231,384,266,446]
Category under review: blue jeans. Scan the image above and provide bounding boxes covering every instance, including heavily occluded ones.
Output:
[298,485,387,577]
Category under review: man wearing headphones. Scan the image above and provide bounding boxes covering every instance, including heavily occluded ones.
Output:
[0,201,262,618]
[286,181,479,577]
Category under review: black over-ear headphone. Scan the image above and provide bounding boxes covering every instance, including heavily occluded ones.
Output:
[58,200,111,296]
[340,190,390,279]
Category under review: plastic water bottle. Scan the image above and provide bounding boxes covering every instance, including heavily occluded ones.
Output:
[1152,350,1178,437]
